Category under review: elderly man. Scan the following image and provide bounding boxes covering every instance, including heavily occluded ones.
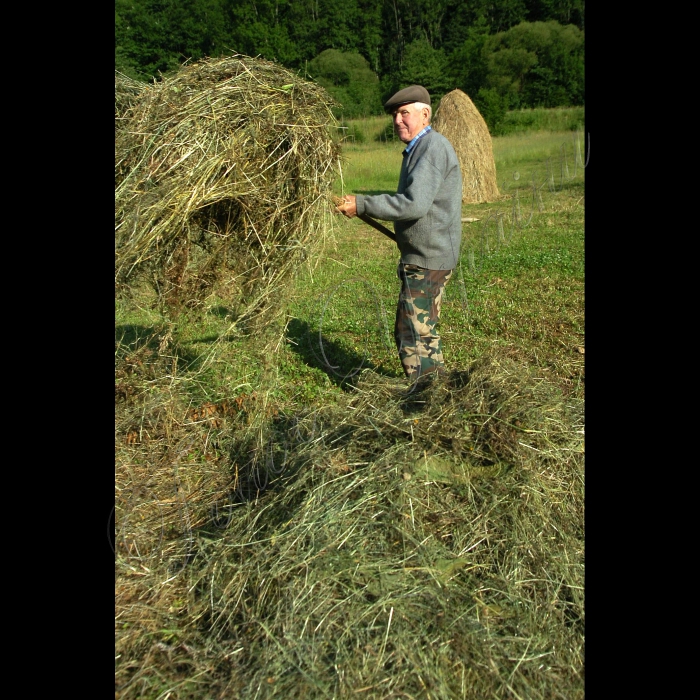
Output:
[337,85,462,385]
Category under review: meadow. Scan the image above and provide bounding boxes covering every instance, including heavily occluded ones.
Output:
[115,109,585,699]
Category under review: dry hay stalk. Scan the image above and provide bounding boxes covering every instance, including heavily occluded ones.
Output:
[115,71,148,122]
[115,347,584,698]
[433,88,500,204]
[115,54,341,326]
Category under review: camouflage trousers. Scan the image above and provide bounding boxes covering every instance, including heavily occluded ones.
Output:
[395,263,453,380]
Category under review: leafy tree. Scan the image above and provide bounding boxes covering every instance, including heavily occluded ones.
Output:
[116,0,178,79]
[410,0,451,48]
[354,0,384,74]
[115,0,584,110]
[285,0,373,66]
[223,0,300,66]
[116,8,147,80]
[483,40,539,108]
[441,0,488,54]
[519,20,583,105]
[525,0,584,29]
[306,49,383,118]
[482,0,529,33]
[116,0,227,80]
[399,39,451,104]
[483,20,583,108]
[446,15,491,101]
[473,87,510,133]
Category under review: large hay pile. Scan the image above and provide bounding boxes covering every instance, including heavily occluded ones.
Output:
[433,89,500,203]
[115,343,584,698]
[115,71,148,121]
[115,55,340,325]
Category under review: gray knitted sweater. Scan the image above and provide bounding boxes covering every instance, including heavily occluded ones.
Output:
[356,129,462,270]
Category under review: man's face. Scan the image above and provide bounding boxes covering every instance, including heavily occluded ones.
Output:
[392,103,429,143]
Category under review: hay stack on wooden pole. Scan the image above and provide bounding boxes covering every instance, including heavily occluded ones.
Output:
[115,54,340,326]
[433,89,500,203]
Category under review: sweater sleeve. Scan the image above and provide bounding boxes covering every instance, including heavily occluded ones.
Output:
[357,152,445,222]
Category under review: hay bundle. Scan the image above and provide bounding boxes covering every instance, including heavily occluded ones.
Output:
[433,89,500,203]
[115,71,147,121]
[115,54,340,324]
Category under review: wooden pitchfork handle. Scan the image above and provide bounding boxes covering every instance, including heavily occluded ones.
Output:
[332,196,397,242]
[358,213,396,242]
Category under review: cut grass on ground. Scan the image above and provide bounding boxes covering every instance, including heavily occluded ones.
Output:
[115,118,585,700]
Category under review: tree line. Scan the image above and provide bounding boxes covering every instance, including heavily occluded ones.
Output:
[116,0,584,130]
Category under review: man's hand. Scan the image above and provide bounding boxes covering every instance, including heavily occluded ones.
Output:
[333,195,357,218]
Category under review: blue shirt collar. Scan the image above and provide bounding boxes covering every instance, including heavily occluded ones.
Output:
[404,125,431,155]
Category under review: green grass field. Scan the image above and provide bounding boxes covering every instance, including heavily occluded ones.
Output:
[285,122,585,402]
[115,111,585,699]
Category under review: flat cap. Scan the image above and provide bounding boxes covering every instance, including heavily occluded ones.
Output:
[384,85,431,113]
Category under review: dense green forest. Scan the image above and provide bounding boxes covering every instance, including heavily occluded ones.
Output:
[116,0,584,128]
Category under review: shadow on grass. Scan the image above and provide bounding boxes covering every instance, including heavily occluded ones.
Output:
[209,305,231,319]
[115,323,203,372]
[176,413,316,569]
[286,317,399,390]
[115,324,164,356]
[116,303,250,361]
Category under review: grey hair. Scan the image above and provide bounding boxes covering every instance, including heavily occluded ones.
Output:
[413,101,432,121]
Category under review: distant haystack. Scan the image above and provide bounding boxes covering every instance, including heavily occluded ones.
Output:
[115,55,340,326]
[433,89,499,203]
